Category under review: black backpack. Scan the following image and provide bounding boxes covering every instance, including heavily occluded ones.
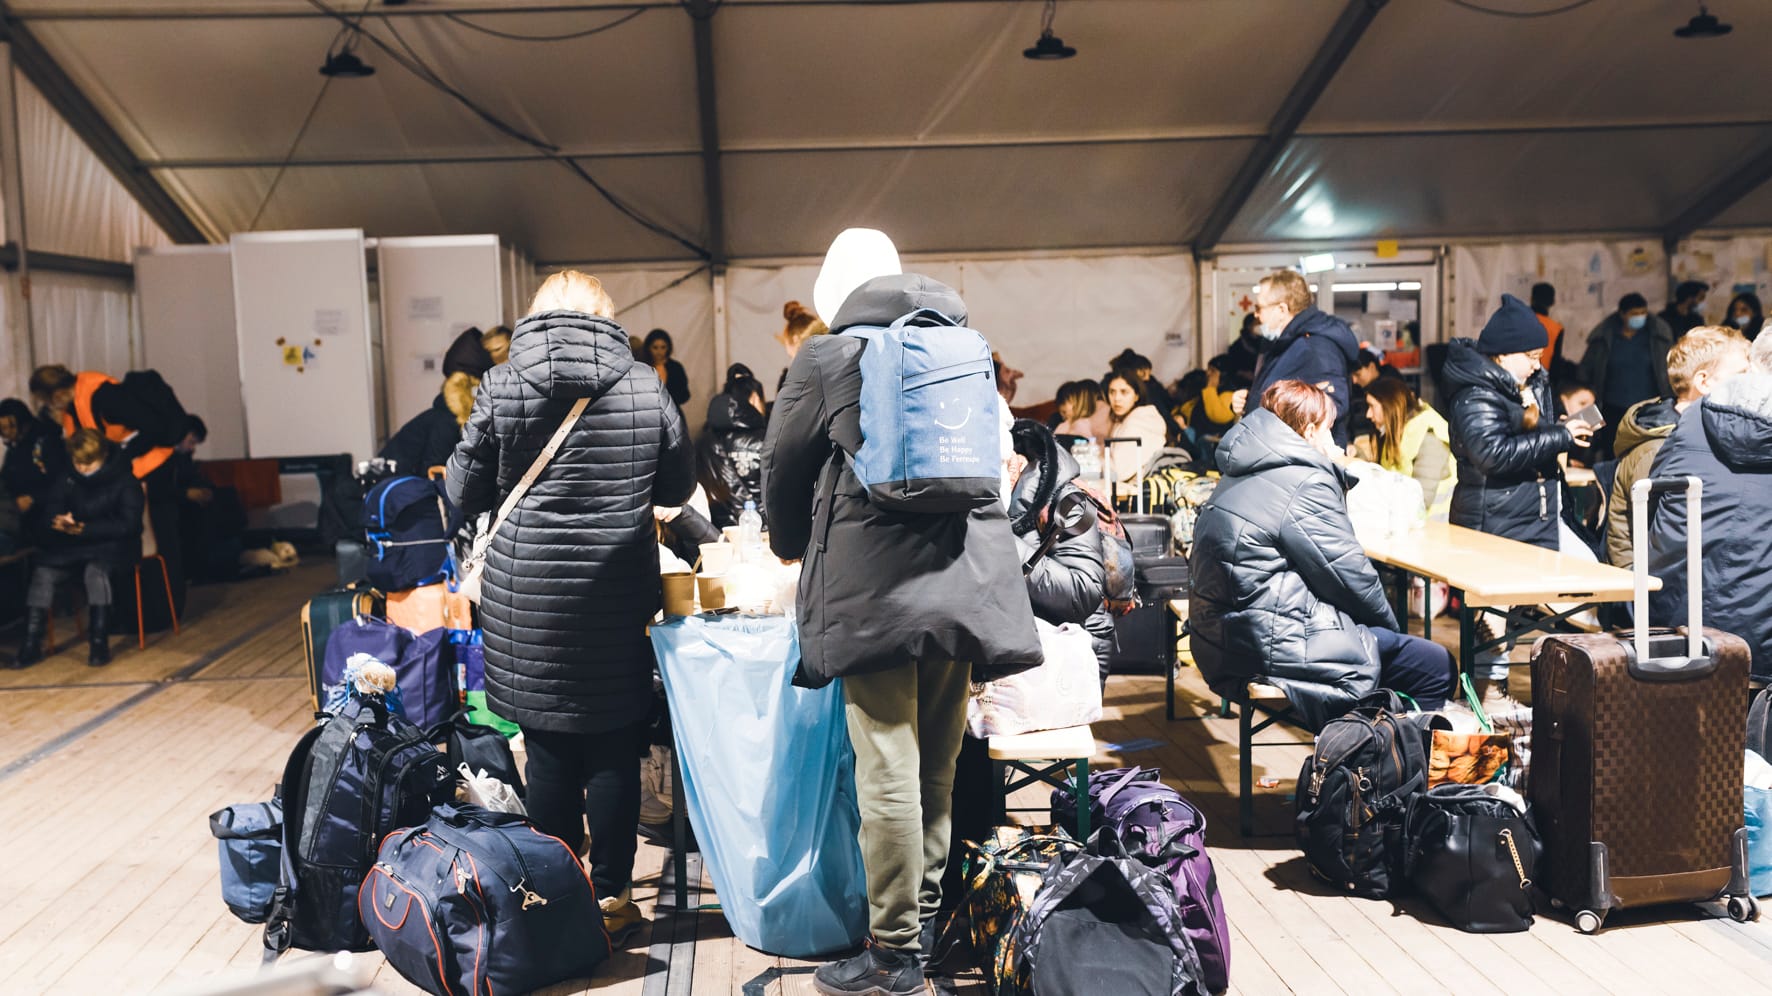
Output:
[431,710,525,800]
[262,697,454,958]
[1294,691,1430,899]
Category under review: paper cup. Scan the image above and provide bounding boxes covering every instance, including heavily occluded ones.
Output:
[699,542,735,575]
[721,526,742,545]
[661,572,697,617]
[697,573,727,611]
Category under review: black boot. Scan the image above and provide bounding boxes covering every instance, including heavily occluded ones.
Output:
[87,606,112,667]
[812,942,925,996]
[11,608,47,669]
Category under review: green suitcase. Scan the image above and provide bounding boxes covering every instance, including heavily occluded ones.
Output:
[300,584,383,710]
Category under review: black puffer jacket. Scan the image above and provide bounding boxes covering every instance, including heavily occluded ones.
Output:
[447,310,695,735]
[36,450,144,569]
[1443,339,1573,550]
[1247,306,1362,447]
[697,390,767,529]
[1187,408,1394,731]
[763,273,1043,687]
[381,395,460,477]
[1647,372,1772,678]
[1007,420,1115,685]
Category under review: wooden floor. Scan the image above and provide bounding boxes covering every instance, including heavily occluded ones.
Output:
[2,564,1769,995]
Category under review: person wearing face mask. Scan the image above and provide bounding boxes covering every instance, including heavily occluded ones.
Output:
[1232,269,1362,448]
[1725,291,1765,342]
[1445,294,1595,706]
[13,430,143,669]
[1659,280,1710,339]
[1102,370,1168,486]
[1578,293,1674,456]
[1188,380,1452,732]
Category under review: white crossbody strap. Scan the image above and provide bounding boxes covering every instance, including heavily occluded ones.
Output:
[486,396,590,540]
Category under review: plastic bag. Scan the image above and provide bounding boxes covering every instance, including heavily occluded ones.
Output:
[651,615,867,958]
[457,763,525,815]
[967,620,1102,738]
[1747,784,1772,897]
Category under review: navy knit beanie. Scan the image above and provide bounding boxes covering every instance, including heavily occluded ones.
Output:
[1477,293,1549,355]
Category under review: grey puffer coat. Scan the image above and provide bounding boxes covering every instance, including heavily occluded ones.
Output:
[447,310,695,735]
[762,273,1043,687]
[1443,338,1573,550]
[1187,408,1395,731]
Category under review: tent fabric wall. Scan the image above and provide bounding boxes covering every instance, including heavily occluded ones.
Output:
[15,73,169,262]
[30,270,137,378]
[595,266,717,433]
[1449,240,1667,357]
[724,253,1193,410]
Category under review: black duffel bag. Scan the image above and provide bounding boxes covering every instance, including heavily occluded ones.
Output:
[1404,783,1541,932]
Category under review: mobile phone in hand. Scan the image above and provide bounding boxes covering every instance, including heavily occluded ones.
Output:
[1569,402,1605,430]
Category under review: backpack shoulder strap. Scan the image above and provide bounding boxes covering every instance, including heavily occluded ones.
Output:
[262,720,327,963]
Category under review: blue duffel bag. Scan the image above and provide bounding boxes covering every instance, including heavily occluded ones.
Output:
[209,799,282,923]
[361,804,610,996]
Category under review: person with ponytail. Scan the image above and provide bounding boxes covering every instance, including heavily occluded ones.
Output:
[697,363,769,529]
[775,300,828,392]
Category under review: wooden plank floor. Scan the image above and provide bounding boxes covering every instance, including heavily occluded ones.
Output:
[1,563,1768,995]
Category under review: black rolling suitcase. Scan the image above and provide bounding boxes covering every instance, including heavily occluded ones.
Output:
[1530,476,1757,933]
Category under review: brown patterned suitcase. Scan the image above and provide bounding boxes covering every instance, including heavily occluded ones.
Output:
[1530,476,1757,933]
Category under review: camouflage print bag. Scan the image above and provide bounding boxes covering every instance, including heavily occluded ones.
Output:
[1014,837,1205,996]
[941,825,1081,996]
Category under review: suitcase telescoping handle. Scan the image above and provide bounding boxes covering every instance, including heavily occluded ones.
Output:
[1103,436,1147,514]
[1631,476,1703,669]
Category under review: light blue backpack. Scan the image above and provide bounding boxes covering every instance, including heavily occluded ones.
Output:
[847,308,1002,513]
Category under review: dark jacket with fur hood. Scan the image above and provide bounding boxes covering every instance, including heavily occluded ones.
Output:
[381,375,479,475]
[763,273,1042,687]
[1188,408,1394,731]
[448,310,695,734]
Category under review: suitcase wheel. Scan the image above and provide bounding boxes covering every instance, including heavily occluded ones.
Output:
[1727,895,1760,924]
[1575,910,1604,935]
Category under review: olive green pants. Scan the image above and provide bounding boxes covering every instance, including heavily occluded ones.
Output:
[842,660,971,951]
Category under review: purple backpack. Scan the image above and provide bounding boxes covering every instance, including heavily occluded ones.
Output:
[1053,767,1231,994]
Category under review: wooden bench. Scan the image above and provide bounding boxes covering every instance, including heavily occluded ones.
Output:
[1232,682,1300,838]
[988,725,1095,841]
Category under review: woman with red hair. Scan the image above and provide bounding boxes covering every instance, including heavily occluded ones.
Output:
[1187,380,1451,730]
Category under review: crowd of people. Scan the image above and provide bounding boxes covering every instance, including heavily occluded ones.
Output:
[402,234,1772,993]
[1,366,211,669]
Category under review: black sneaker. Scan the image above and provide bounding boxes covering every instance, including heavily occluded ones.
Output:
[812,942,925,996]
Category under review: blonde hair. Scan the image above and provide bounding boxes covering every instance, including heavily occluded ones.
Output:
[1258,269,1314,313]
[69,428,107,465]
[529,270,615,318]
[1667,325,1749,399]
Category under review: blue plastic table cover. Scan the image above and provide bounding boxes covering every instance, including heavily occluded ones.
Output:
[651,614,867,957]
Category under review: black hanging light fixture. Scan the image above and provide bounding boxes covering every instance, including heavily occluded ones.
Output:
[1674,4,1732,38]
[320,30,376,77]
[1023,0,1077,61]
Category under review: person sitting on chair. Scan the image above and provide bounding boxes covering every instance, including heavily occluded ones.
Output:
[14,430,143,669]
[1188,380,1451,730]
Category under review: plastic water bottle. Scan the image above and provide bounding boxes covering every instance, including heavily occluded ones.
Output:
[1071,439,1102,480]
[738,501,764,562]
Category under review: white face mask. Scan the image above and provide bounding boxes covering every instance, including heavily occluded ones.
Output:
[1258,322,1284,340]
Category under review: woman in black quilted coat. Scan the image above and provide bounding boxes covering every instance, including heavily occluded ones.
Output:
[446,270,694,939]
[696,364,768,529]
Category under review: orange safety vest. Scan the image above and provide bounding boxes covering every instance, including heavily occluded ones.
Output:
[62,371,174,479]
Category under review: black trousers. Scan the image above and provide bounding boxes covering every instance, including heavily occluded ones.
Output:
[522,722,647,898]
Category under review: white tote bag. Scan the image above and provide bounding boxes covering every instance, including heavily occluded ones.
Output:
[967,620,1103,739]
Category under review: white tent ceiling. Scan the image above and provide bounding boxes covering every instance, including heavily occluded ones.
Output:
[12,0,1772,264]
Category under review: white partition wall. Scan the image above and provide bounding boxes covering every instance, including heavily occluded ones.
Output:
[376,235,503,429]
[138,245,245,458]
[232,229,377,461]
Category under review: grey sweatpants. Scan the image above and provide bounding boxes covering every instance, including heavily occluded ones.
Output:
[842,659,971,950]
[28,562,112,610]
